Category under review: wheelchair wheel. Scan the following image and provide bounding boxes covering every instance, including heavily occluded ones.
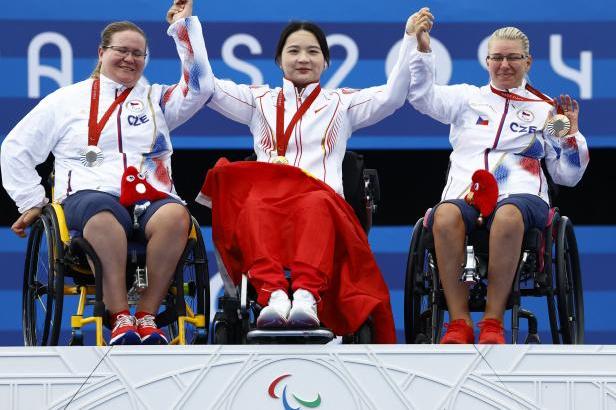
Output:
[212,320,235,344]
[342,320,373,344]
[554,216,584,344]
[404,218,443,344]
[167,221,210,344]
[22,214,64,346]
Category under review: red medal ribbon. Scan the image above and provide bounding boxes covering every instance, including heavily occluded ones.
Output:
[490,84,564,114]
[276,84,321,157]
[88,78,133,146]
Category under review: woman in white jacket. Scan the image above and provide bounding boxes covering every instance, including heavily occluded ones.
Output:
[203,9,434,337]
[406,14,589,344]
[1,0,214,345]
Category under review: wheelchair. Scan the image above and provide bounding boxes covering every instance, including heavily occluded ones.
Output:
[22,201,210,346]
[211,151,380,344]
[404,206,584,345]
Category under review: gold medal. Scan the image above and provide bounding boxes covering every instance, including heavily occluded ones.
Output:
[272,155,289,165]
[80,145,104,167]
[545,114,571,138]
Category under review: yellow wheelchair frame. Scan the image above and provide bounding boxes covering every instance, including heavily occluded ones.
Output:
[22,202,209,346]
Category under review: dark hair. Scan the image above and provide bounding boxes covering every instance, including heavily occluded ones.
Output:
[91,21,148,78]
[274,21,330,66]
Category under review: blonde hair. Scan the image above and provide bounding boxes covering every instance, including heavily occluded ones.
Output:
[487,26,530,56]
[91,21,147,78]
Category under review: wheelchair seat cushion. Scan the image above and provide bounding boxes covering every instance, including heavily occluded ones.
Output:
[201,160,396,343]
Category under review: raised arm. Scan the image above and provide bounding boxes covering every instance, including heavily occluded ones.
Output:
[544,95,589,186]
[406,9,470,125]
[344,10,432,131]
[159,0,215,130]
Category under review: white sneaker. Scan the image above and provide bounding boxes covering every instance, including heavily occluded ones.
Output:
[256,290,291,329]
[288,289,320,328]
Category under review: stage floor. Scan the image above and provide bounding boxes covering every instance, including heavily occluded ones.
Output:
[1,345,615,409]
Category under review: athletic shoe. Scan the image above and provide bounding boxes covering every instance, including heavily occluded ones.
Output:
[256,290,291,329]
[478,318,506,344]
[440,319,475,344]
[110,311,141,345]
[288,289,320,329]
[136,312,168,345]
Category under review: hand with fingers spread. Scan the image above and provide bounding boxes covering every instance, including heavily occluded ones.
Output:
[11,207,42,238]
[406,7,434,52]
[553,94,580,135]
[167,0,193,25]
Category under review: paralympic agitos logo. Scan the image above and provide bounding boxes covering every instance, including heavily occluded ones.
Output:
[268,374,322,409]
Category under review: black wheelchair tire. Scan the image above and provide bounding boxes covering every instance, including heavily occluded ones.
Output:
[555,216,585,344]
[166,218,210,344]
[404,218,443,344]
[22,214,64,346]
[212,321,230,344]
[341,319,373,344]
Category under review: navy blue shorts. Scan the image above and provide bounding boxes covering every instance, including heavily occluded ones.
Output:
[427,193,550,234]
[62,190,185,241]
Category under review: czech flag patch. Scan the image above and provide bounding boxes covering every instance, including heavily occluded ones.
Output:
[476,115,489,126]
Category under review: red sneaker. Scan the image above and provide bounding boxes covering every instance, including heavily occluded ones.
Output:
[440,319,475,344]
[478,318,506,344]
[110,310,140,345]
[135,311,168,345]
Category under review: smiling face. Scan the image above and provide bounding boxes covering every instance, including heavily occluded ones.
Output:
[279,30,326,88]
[486,39,532,90]
[98,30,146,87]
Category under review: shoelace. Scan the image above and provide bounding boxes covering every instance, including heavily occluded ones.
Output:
[137,315,157,329]
[113,314,135,331]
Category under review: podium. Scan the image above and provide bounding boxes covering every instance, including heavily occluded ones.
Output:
[1,345,615,409]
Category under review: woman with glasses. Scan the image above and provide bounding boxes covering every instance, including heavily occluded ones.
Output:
[1,0,213,345]
[406,19,589,344]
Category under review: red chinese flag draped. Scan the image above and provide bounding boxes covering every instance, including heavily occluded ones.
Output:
[198,159,396,343]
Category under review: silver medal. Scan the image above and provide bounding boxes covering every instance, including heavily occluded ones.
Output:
[544,114,571,138]
[80,145,104,167]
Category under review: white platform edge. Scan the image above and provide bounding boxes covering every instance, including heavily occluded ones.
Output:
[1,345,616,410]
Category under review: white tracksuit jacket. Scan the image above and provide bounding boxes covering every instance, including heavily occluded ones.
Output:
[206,34,415,197]
[407,50,589,204]
[1,16,214,213]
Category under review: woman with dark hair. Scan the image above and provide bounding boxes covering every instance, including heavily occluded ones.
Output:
[200,9,434,342]
[1,0,214,345]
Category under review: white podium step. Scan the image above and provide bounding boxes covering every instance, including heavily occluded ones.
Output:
[1,345,615,409]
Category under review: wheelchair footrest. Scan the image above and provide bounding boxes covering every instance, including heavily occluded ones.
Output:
[246,328,335,344]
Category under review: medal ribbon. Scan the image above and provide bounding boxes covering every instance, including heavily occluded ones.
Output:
[88,78,133,146]
[276,84,321,157]
[490,84,564,114]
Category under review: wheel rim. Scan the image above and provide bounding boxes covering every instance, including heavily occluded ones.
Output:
[555,217,584,344]
[23,217,57,346]
[169,230,210,344]
[405,218,440,344]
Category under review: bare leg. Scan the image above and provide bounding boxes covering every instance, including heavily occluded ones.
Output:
[83,212,128,314]
[483,204,524,321]
[138,203,190,314]
[432,204,471,325]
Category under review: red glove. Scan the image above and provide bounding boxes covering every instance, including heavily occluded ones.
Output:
[465,169,498,218]
[119,166,168,207]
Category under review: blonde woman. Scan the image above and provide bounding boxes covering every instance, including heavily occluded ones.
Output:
[407,18,589,344]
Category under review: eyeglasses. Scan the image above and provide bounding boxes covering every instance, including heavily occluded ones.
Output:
[103,45,147,59]
[486,54,527,62]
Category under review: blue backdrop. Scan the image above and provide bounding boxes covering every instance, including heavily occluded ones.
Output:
[0,0,614,344]
[1,0,615,149]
